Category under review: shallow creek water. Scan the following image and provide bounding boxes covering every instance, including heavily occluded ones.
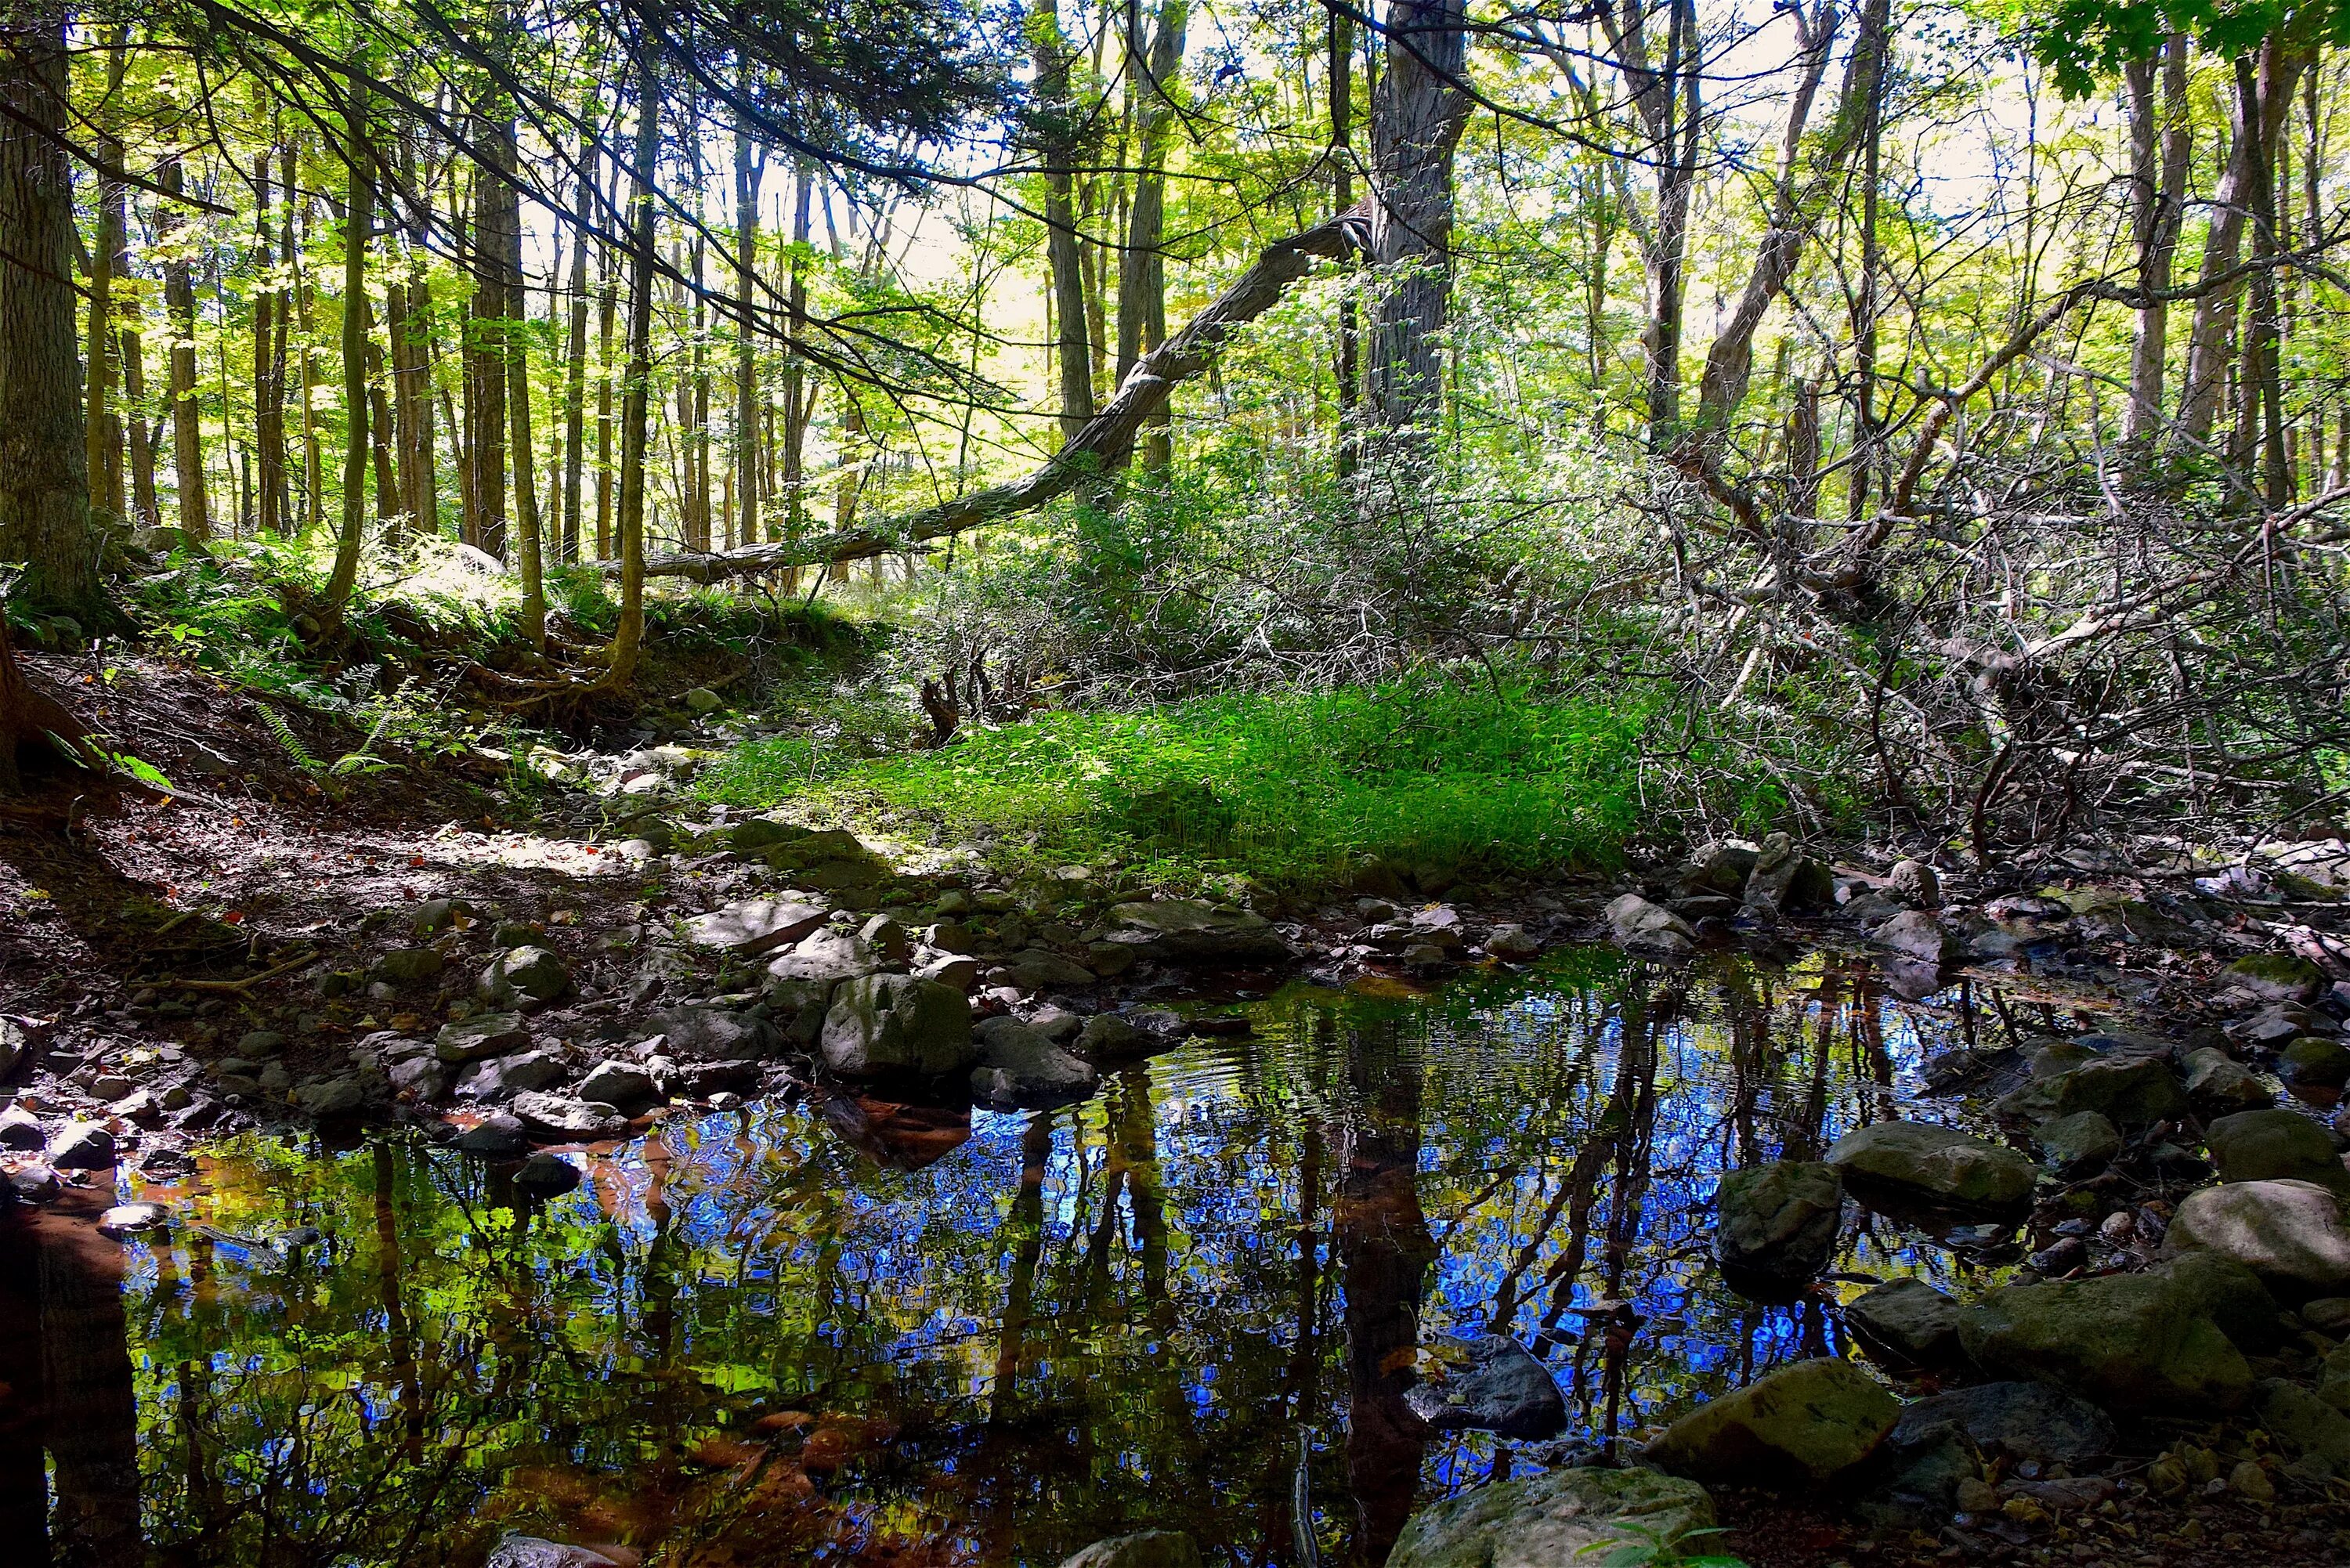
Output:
[4,947,2081,1566]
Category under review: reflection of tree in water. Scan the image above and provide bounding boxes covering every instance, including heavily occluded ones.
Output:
[87,951,2011,1565]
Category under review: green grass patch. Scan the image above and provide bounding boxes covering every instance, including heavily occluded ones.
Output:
[700,682,1762,895]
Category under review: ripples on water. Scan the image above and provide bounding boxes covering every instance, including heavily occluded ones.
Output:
[2,947,2065,1566]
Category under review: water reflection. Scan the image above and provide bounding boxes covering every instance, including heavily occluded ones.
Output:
[8,948,2041,1565]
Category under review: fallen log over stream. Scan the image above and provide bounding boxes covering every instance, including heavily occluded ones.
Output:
[610,209,1368,583]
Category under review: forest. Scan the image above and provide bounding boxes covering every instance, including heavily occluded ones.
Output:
[7,0,2350,1563]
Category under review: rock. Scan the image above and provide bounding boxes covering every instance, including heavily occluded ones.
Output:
[2164,1178,2350,1297]
[1715,1161,1843,1297]
[371,947,446,987]
[1074,1014,1150,1060]
[1860,1418,1984,1526]
[2281,1035,2350,1089]
[1742,833,1835,920]
[1401,1333,1565,1440]
[915,955,981,992]
[727,817,807,853]
[5,1165,59,1204]
[1386,1467,1715,1568]
[578,1060,662,1113]
[452,1113,530,1157]
[1887,858,1940,906]
[1058,1532,1203,1568]
[410,898,468,937]
[2254,1378,2350,1476]
[2205,1107,2350,1194]
[0,1104,45,1150]
[1890,1382,2117,1466]
[2184,1047,2273,1114]
[1025,1006,1083,1043]
[1956,1270,2251,1412]
[821,976,974,1078]
[1604,893,1697,955]
[514,1152,581,1198]
[237,1029,287,1057]
[1645,1357,1897,1483]
[683,687,722,714]
[1000,948,1097,990]
[1846,1278,1967,1371]
[485,1537,624,1568]
[1823,1120,2037,1215]
[1484,923,1542,961]
[2226,952,2330,1003]
[479,946,572,1006]
[2319,1342,2350,1412]
[1099,898,1291,965]
[857,915,913,963]
[766,930,881,988]
[456,1050,567,1101]
[2034,1111,2122,1174]
[436,1013,532,1064]
[2022,1053,2191,1130]
[508,1092,629,1140]
[2156,1251,2282,1351]
[970,1019,1097,1107]
[1677,840,1759,897]
[98,1202,168,1237]
[389,1056,446,1100]
[291,1076,367,1118]
[2306,1295,2350,1335]
[683,897,832,956]
[645,1005,776,1063]
[47,1122,115,1170]
[1872,910,1947,965]
[2236,1004,2320,1049]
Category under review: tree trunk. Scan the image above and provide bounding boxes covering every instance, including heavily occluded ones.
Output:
[160,155,212,542]
[468,128,511,560]
[733,114,763,547]
[121,315,160,531]
[1116,0,1187,473]
[0,5,98,620]
[2121,36,2190,445]
[1365,0,1470,435]
[602,46,660,689]
[254,147,291,537]
[322,73,372,618]
[1036,0,1096,443]
[562,139,592,564]
[499,118,544,647]
[2178,41,2280,445]
[779,161,812,539]
[1329,0,1360,478]
[594,188,617,559]
[1598,0,1700,449]
[85,40,127,526]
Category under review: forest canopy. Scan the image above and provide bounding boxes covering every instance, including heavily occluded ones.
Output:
[2,0,2348,854]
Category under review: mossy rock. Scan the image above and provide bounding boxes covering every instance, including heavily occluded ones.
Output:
[2225,953,2330,1003]
[1388,1466,1716,1568]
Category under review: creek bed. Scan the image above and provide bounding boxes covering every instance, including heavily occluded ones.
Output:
[13,946,2055,1565]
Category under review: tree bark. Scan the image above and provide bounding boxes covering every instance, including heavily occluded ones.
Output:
[562,138,592,564]
[0,5,99,620]
[85,38,128,526]
[160,155,212,542]
[733,114,764,547]
[499,117,544,646]
[601,45,661,689]
[1116,0,1187,472]
[254,147,291,536]
[322,72,372,618]
[1036,0,1097,443]
[2178,40,2284,445]
[468,122,511,559]
[1365,0,1470,435]
[779,161,812,539]
[2121,36,2189,444]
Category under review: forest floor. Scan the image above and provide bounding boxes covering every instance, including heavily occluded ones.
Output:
[6,641,2350,1568]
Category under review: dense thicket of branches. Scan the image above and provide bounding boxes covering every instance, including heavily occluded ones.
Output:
[2,0,2348,847]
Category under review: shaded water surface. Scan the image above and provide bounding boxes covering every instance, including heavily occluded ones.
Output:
[12,948,2055,1566]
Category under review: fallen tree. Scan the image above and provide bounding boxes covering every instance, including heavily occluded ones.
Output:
[613,208,1369,583]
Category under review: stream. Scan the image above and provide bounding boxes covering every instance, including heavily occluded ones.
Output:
[2,945,2070,1566]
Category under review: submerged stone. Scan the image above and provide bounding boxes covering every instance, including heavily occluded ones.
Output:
[1401,1333,1566,1440]
[1387,1467,1716,1568]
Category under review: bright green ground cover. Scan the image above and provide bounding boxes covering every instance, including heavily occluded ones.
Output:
[700,683,1788,894]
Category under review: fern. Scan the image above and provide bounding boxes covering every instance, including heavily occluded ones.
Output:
[258,703,321,773]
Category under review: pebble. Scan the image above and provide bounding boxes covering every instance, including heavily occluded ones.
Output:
[98,1202,168,1237]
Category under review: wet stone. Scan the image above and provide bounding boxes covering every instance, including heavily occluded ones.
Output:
[1401,1332,1566,1440]
[1645,1357,1899,1483]
[1824,1120,2037,1216]
[1058,1533,1203,1568]
[2281,1035,2350,1089]
[1846,1277,1968,1371]
[1387,1468,1715,1568]
[457,1050,567,1102]
[2184,1046,2273,1114]
[47,1121,115,1170]
[99,1202,168,1237]
[2164,1177,2350,1298]
[451,1113,530,1157]
[509,1092,629,1140]
[514,1152,582,1198]
[0,1104,46,1151]
[1889,1382,2117,1468]
[1715,1160,1842,1297]
[2035,1111,2122,1174]
[436,1013,532,1064]
[2203,1108,2350,1195]
[578,1059,662,1113]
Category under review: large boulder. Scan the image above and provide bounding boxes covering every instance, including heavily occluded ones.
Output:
[1676,841,1759,898]
[2254,1378,2350,1478]
[2225,952,2330,1003]
[2006,1054,2190,1130]
[2183,1047,2273,1114]
[766,930,883,988]
[1401,1334,1566,1440]
[1387,1467,1716,1568]
[680,896,830,956]
[2203,1108,2350,1194]
[1870,910,1947,966]
[478,945,572,1006]
[645,1005,777,1063]
[2164,1178,2350,1299]
[1058,1534,1202,1568]
[1823,1121,2037,1216]
[1887,1382,2117,1468]
[822,976,974,1077]
[1604,893,1696,956]
[1716,1161,1843,1298]
[1844,1279,1966,1371]
[970,1018,1097,1108]
[1955,1270,2252,1412]
[1097,899,1291,965]
[1644,1357,1899,1484]
[2280,1036,2350,1090]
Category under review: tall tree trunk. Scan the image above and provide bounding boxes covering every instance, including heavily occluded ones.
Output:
[121,315,160,531]
[494,117,544,645]
[160,155,212,541]
[604,45,660,688]
[1036,0,1096,443]
[595,193,617,560]
[0,4,97,620]
[1365,0,1470,436]
[323,73,372,618]
[1117,0,1187,473]
[1599,0,1701,449]
[254,147,291,537]
[779,161,812,538]
[688,235,711,552]
[562,140,592,564]
[2237,45,2298,504]
[85,37,128,526]
[2178,41,2283,445]
[468,131,511,559]
[2122,36,2190,445]
[733,116,763,547]
[1329,0,1359,479]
